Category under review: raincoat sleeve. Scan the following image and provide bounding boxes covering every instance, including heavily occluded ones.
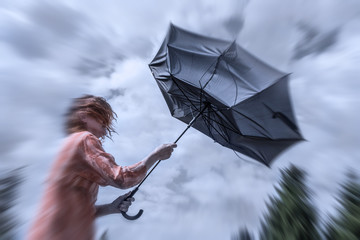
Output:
[82,133,147,189]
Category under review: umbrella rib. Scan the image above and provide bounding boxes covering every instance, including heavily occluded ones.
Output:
[201,42,234,90]
[198,58,218,86]
[207,106,232,142]
[203,116,234,141]
[194,105,230,145]
[202,108,283,140]
[208,108,290,140]
[223,60,239,106]
[262,103,300,133]
[171,77,200,112]
[168,43,225,109]
[231,108,273,138]
[202,116,229,144]
[201,56,222,91]
[205,108,240,134]
[180,103,278,141]
[201,111,216,140]
[203,114,268,163]
[205,113,287,140]
[198,106,221,140]
[198,57,220,113]
[201,109,231,144]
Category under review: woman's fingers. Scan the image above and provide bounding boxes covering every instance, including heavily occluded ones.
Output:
[155,143,177,160]
[110,192,136,213]
[118,197,135,212]
[119,202,131,212]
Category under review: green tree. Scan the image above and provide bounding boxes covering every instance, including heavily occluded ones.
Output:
[0,169,22,240]
[259,165,320,240]
[324,172,360,240]
[231,227,254,240]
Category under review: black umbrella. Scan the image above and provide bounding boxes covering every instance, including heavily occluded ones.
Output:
[149,24,303,165]
[121,24,303,220]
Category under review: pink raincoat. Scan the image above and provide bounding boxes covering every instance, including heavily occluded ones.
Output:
[27,131,146,240]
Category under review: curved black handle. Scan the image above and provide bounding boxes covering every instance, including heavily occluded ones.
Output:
[121,209,144,220]
[120,187,143,220]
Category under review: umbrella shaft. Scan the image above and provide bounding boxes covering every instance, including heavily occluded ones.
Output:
[174,125,191,144]
[131,104,209,195]
[134,160,162,190]
[174,103,209,143]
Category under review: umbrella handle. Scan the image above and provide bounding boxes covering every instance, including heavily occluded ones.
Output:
[121,209,144,220]
[119,187,143,220]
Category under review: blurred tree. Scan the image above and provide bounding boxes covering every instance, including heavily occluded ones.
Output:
[0,169,22,240]
[231,227,254,240]
[323,171,360,240]
[259,165,320,240]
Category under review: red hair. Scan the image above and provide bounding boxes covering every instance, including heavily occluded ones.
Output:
[65,95,117,139]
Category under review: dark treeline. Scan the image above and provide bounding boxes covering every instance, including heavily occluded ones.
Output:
[0,168,23,240]
[232,165,360,240]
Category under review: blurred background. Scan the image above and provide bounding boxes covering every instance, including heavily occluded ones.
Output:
[0,0,359,239]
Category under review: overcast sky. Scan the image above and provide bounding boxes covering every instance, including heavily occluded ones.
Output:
[1,0,360,239]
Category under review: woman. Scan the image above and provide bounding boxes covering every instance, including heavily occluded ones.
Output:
[27,95,176,240]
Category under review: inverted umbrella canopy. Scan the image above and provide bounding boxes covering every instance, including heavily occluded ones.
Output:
[119,24,304,221]
[149,24,303,166]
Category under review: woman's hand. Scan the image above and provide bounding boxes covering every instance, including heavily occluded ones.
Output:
[153,143,177,160]
[95,192,134,217]
[111,191,134,213]
[142,143,177,171]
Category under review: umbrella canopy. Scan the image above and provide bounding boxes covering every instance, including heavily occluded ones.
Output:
[149,24,303,166]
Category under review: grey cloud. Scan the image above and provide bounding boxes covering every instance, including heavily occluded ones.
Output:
[169,0,248,41]
[163,168,200,211]
[2,23,50,59]
[27,1,86,38]
[122,37,154,59]
[70,33,126,78]
[68,18,158,79]
[292,22,340,60]
[223,16,245,37]
[221,0,248,39]
[166,167,193,192]
[75,58,116,78]
[5,1,136,80]
[1,1,87,59]
[106,88,126,100]
[210,165,226,178]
